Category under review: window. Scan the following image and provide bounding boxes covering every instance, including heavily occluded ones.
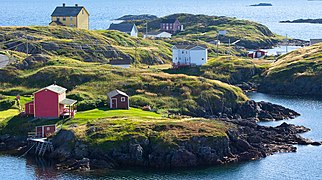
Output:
[121,97,126,102]
[186,51,188,54]
[82,10,84,14]
[182,51,184,54]
[56,17,60,21]
[63,17,66,21]
[70,24,73,27]
[46,127,50,131]
[202,58,204,61]
[70,16,73,21]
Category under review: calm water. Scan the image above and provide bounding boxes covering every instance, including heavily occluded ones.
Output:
[0,0,322,40]
[1,92,322,179]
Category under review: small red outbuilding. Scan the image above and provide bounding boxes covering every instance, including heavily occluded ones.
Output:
[107,90,129,109]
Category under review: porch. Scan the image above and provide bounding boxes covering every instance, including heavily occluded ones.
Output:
[60,98,77,118]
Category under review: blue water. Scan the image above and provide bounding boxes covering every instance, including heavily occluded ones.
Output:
[0,0,322,40]
[1,92,322,179]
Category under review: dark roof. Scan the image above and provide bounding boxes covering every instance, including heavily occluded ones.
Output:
[108,23,136,33]
[173,45,207,50]
[161,19,177,23]
[49,20,65,26]
[51,6,84,17]
[109,59,132,65]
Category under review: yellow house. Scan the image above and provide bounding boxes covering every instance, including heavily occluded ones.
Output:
[49,3,89,30]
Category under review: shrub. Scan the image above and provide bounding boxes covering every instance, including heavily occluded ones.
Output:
[130,95,152,107]
[0,99,15,110]
[77,99,105,111]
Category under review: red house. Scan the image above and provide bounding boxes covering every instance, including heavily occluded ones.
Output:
[107,90,129,109]
[160,19,183,33]
[35,124,61,138]
[248,50,267,59]
[25,84,77,119]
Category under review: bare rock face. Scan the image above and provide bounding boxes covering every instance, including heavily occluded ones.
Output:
[15,54,50,70]
[236,100,300,121]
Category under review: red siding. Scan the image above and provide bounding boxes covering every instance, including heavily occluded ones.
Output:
[36,125,56,138]
[25,101,34,115]
[34,90,59,118]
[110,94,129,109]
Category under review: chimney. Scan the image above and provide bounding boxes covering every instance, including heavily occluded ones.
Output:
[63,3,65,7]
[75,4,78,7]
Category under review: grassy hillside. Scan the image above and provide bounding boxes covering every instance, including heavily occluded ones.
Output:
[259,43,322,95]
[165,56,266,85]
[0,26,172,65]
[132,13,283,49]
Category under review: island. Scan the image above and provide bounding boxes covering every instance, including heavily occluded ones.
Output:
[250,3,273,6]
[280,18,322,24]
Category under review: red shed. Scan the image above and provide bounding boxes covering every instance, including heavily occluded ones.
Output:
[108,90,129,109]
[248,50,267,59]
[35,124,61,138]
[24,84,77,119]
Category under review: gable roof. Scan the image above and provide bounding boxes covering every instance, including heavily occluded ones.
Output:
[49,20,65,26]
[109,59,132,65]
[161,19,178,23]
[35,84,67,94]
[108,23,136,33]
[108,90,129,98]
[172,45,207,50]
[51,6,85,17]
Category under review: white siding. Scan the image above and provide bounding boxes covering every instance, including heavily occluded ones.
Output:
[172,46,207,66]
[130,27,138,37]
[190,49,207,66]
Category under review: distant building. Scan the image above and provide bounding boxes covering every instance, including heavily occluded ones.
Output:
[108,23,139,37]
[107,90,129,109]
[248,50,267,59]
[160,19,183,33]
[172,45,208,68]
[310,39,322,45]
[109,59,132,68]
[49,3,89,30]
[25,84,77,119]
[144,31,172,39]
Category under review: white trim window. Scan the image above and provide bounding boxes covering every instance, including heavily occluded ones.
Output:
[121,97,126,102]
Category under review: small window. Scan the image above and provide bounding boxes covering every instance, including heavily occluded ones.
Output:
[121,97,126,102]
[70,16,73,21]
[182,51,184,54]
[46,127,50,131]
[70,24,73,27]
[82,10,84,14]
[186,51,188,54]
[56,17,60,21]
[63,17,66,21]
[202,58,204,61]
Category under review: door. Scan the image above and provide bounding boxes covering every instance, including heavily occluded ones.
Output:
[111,98,117,109]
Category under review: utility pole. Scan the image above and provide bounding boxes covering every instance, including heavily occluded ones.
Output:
[286,34,288,53]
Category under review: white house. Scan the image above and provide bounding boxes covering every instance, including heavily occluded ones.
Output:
[108,23,138,37]
[172,45,208,68]
[144,31,172,39]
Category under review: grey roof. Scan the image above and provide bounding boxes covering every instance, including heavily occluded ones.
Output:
[173,45,207,50]
[108,23,136,33]
[35,84,67,94]
[109,59,132,65]
[51,6,84,17]
[146,31,172,35]
[49,20,65,26]
[60,98,77,106]
[161,19,177,23]
[108,90,129,98]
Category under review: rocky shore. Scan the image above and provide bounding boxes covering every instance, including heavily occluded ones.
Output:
[0,101,320,172]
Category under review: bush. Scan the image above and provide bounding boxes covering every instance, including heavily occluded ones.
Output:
[130,95,152,107]
[67,92,91,101]
[77,99,105,111]
[0,99,15,110]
